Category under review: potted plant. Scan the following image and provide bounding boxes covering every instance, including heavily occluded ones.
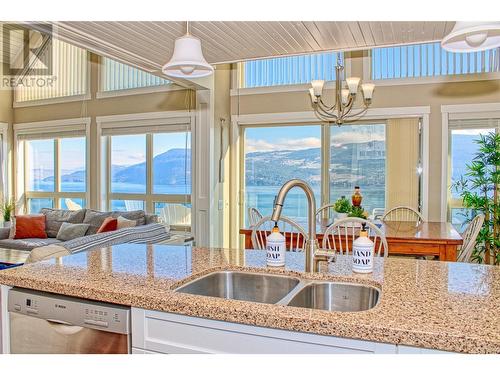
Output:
[1,198,15,228]
[333,196,351,219]
[452,132,499,265]
[348,205,369,220]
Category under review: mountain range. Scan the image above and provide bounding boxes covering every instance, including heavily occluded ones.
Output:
[46,148,191,185]
[44,134,479,187]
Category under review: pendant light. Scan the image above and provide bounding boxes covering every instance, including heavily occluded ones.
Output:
[162,21,214,78]
[441,21,500,52]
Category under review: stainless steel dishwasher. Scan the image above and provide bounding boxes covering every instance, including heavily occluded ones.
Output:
[8,288,130,354]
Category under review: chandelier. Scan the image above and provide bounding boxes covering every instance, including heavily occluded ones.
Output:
[308,55,375,125]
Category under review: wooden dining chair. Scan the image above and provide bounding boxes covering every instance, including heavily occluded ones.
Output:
[371,208,385,220]
[382,206,424,223]
[457,214,485,263]
[248,207,263,227]
[322,217,388,257]
[315,204,337,224]
[251,215,308,252]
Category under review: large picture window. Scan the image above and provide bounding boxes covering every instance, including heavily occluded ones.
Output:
[330,124,386,215]
[243,125,321,227]
[242,119,422,227]
[23,136,87,213]
[102,128,191,229]
[448,119,500,230]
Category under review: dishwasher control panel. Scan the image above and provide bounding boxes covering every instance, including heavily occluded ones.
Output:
[8,288,130,334]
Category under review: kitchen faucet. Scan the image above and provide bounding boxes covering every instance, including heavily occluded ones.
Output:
[271,179,332,273]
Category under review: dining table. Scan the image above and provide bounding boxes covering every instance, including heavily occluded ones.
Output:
[239,220,464,261]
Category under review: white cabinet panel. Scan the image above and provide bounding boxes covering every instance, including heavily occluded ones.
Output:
[397,345,450,354]
[132,308,396,354]
[132,347,161,354]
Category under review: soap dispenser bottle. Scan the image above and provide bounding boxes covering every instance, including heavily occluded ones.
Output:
[266,223,286,267]
[352,225,374,273]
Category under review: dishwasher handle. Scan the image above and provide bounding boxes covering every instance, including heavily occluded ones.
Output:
[46,319,85,335]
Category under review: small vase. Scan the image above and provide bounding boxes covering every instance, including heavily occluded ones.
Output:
[3,221,11,228]
[336,212,348,220]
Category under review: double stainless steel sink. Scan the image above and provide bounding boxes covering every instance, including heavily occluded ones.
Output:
[175,271,380,312]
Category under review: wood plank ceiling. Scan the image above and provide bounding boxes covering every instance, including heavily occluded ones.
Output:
[25,21,454,76]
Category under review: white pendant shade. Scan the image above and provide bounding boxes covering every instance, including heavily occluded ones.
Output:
[441,21,500,52]
[162,34,214,78]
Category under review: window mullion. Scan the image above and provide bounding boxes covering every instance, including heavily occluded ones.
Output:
[54,139,60,208]
[146,133,153,213]
[321,123,330,209]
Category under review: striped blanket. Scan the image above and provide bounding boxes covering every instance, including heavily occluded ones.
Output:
[26,223,170,263]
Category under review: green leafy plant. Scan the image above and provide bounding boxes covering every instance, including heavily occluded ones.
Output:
[452,132,499,265]
[1,198,15,222]
[348,205,368,219]
[334,197,351,213]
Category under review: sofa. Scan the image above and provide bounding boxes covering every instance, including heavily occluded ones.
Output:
[0,208,170,259]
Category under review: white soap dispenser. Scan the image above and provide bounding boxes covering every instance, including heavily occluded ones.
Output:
[352,225,374,273]
[266,223,286,267]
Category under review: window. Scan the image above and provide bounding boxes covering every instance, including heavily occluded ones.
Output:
[100,57,170,92]
[103,129,191,229]
[15,39,88,103]
[241,51,342,88]
[371,42,500,80]
[241,119,422,227]
[23,136,87,213]
[243,125,322,227]
[448,119,500,230]
[330,124,386,214]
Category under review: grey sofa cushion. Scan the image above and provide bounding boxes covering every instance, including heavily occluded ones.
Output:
[56,222,90,241]
[0,238,61,251]
[40,208,87,238]
[83,209,146,235]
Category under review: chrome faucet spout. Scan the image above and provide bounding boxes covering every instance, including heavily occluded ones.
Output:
[271,179,320,273]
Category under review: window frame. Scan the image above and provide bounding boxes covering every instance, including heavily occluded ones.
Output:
[13,118,91,213]
[232,108,430,246]
[238,116,423,228]
[96,111,194,229]
[104,133,191,214]
[441,103,500,221]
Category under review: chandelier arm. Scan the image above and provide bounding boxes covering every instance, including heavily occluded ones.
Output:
[315,104,339,120]
[343,106,369,121]
[318,97,337,112]
[339,95,355,118]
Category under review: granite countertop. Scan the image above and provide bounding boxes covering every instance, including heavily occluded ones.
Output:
[0,244,499,354]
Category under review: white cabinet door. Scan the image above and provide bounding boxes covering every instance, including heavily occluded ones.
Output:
[132,308,396,354]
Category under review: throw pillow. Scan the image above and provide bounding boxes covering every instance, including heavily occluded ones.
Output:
[116,216,136,229]
[56,222,90,241]
[97,217,118,233]
[12,215,47,239]
[39,208,87,238]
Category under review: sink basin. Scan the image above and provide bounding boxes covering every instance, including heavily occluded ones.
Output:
[286,282,380,312]
[175,271,301,304]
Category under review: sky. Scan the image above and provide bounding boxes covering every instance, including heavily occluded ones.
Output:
[28,132,191,174]
[245,124,385,153]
